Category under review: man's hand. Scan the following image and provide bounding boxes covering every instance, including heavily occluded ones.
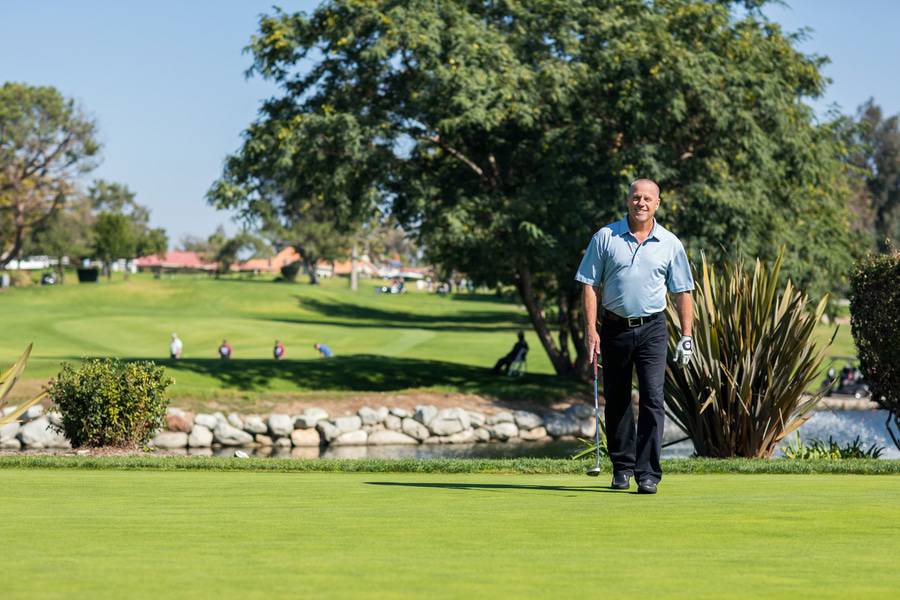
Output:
[674,336,693,368]
[586,329,601,361]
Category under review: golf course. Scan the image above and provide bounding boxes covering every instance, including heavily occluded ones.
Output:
[1,464,897,599]
[0,273,853,410]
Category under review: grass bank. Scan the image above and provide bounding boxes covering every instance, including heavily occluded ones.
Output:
[1,469,896,599]
[1,455,898,474]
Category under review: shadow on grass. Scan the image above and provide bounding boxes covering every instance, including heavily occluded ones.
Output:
[286,297,528,332]
[365,482,623,494]
[82,355,584,403]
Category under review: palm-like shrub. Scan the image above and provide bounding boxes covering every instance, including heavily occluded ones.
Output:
[664,253,832,458]
[1,344,47,425]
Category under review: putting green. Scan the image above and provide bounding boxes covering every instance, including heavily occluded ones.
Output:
[2,470,896,598]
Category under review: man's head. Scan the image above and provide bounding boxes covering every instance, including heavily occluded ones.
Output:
[314,343,320,350]
[171,333,178,339]
[626,178,660,227]
[517,331,525,342]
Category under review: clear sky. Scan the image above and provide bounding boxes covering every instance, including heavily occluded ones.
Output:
[2,0,898,247]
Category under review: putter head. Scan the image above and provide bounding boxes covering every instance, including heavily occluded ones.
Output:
[586,466,602,477]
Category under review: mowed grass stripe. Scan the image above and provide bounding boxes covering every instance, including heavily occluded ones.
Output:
[1,470,897,599]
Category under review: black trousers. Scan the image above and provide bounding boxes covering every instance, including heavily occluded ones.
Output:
[601,314,667,483]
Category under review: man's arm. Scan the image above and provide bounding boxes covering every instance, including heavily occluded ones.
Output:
[582,283,600,359]
[674,291,693,337]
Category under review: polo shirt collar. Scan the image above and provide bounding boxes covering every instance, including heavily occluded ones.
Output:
[622,215,660,241]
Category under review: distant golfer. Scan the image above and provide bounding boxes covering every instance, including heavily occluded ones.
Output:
[314,343,333,358]
[273,340,285,360]
[169,333,183,360]
[576,178,694,495]
[218,339,233,360]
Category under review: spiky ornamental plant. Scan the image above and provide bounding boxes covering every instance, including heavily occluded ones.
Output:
[664,252,834,458]
[0,344,47,425]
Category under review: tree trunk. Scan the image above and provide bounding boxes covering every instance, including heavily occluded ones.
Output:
[350,241,359,291]
[56,254,65,284]
[514,263,571,375]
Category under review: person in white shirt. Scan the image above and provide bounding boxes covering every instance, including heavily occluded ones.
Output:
[170,333,183,360]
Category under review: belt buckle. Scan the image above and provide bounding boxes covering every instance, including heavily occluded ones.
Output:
[627,316,641,327]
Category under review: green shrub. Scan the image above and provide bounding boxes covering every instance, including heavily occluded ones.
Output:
[849,251,900,450]
[1,270,34,287]
[783,433,885,460]
[664,252,832,458]
[48,359,172,448]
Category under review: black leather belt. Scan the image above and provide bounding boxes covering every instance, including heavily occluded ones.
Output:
[602,309,662,328]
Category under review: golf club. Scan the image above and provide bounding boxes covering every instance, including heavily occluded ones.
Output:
[586,352,603,477]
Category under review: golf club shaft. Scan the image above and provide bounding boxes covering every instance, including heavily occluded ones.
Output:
[593,353,601,468]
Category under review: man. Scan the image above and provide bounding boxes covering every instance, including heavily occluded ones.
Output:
[218,339,232,360]
[491,332,529,375]
[314,343,333,358]
[575,179,694,494]
[170,333,183,360]
[273,340,285,360]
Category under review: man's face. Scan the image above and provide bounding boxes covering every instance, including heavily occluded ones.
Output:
[627,181,660,226]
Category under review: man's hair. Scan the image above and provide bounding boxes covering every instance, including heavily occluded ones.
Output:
[629,178,660,198]
[517,331,525,340]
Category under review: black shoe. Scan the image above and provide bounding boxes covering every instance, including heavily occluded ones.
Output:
[610,471,632,490]
[637,479,658,494]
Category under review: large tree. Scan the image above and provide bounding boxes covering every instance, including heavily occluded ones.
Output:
[850,100,900,252]
[227,0,856,376]
[28,196,95,283]
[0,83,100,267]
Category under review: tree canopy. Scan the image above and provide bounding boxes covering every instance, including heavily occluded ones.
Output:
[220,0,858,375]
[0,82,99,267]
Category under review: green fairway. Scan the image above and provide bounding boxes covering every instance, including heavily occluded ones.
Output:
[0,273,853,405]
[0,274,585,404]
[1,469,896,599]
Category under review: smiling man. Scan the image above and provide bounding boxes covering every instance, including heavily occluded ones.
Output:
[576,179,694,494]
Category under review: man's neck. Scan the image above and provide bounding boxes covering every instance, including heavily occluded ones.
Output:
[627,215,655,238]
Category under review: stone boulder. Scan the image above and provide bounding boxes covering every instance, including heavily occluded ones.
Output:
[444,429,476,444]
[473,427,491,442]
[358,406,388,425]
[18,417,69,448]
[256,434,274,446]
[334,415,362,433]
[486,411,514,425]
[565,404,594,419]
[0,438,21,449]
[389,407,410,418]
[188,425,213,448]
[194,413,218,429]
[466,411,486,427]
[213,423,253,446]
[544,413,580,437]
[268,413,294,437]
[294,413,323,429]
[151,431,188,449]
[428,408,470,436]
[227,412,244,429]
[290,428,321,447]
[243,415,267,434]
[579,418,597,438]
[166,411,194,433]
[20,405,44,422]
[274,437,292,449]
[47,410,63,428]
[414,405,438,426]
[316,420,341,443]
[384,414,402,431]
[331,430,368,446]
[1,421,20,443]
[489,422,519,441]
[513,410,543,430]
[519,426,548,441]
[367,430,419,445]
[401,417,430,441]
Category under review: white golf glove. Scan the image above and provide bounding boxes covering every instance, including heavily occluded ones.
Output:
[674,336,693,368]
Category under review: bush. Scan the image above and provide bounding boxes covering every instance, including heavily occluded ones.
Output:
[782,433,885,460]
[850,251,900,449]
[280,260,301,282]
[48,359,172,448]
[664,252,832,458]
[1,270,34,287]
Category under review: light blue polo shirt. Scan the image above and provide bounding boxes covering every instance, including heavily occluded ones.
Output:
[575,217,694,318]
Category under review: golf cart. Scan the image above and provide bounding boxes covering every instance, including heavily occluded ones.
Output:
[820,356,871,399]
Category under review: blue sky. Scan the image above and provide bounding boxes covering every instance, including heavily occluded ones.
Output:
[2,0,898,246]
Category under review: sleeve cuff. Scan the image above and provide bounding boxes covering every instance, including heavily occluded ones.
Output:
[668,285,695,293]
[575,274,596,286]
